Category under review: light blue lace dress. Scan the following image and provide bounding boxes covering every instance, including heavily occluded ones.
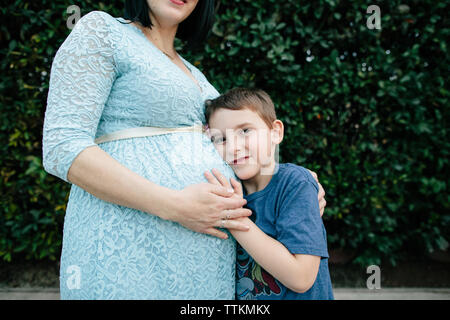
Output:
[43,10,237,299]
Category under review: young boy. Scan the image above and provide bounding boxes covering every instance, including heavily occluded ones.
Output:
[204,88,334,300]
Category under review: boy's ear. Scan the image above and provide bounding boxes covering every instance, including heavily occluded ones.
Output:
[271,119,284,144]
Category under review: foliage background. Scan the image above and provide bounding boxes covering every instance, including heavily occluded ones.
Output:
[1,0,448,268]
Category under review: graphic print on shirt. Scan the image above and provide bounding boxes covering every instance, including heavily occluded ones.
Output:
[236,245,282,299]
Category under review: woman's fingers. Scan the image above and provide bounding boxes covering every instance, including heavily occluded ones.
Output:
[307,169,318,182]
[177,182,251,239]
[208,184,247,208]
[208,183,236,198]
[223,197,248,211]
[319,198,326,217]
[318,182,325,199]
[204,227,229,240]
[317,181,326,217]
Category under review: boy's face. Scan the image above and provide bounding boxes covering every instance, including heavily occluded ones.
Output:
[208,107,283,180]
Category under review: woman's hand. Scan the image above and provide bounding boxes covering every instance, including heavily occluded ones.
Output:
[307,169,326,217]
[170,177,251,239]
[203,168,250,225]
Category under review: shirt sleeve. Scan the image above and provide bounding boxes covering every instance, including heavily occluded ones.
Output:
[42,11,118,183]
[276,178,329,258]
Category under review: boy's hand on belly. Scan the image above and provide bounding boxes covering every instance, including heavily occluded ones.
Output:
[204,168,244,200]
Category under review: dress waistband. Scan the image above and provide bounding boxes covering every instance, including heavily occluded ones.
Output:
[94,124,205,144]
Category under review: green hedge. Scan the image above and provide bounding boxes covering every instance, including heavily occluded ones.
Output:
[1,0,448,266]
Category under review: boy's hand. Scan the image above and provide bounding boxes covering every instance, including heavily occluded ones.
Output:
[204,168,244,199]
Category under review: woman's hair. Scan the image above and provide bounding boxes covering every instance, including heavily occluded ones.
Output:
[122,0,215,49]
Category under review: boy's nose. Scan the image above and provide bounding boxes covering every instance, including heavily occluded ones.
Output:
[227,133,244,154]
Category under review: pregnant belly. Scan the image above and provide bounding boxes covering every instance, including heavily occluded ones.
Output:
[98,131,236,190]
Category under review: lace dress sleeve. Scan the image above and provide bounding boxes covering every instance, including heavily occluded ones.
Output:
[42,11,118,183]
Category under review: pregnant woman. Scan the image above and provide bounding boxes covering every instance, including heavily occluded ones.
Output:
[43,0,326,299]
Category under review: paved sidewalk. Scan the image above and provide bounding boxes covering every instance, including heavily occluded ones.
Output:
[0,287,449,300]
[333,288,450,300]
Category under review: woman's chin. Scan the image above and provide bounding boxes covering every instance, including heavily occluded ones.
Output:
[158,1,197,25]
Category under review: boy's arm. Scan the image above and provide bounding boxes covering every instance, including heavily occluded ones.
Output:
[204,168,324,293]
[230,217,320,293]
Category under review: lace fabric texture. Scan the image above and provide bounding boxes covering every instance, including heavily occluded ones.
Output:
[43,11,237,299]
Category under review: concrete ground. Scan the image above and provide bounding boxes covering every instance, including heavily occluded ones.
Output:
[0,287,449,300]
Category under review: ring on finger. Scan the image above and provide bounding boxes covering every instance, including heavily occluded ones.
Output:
[220,219,226,228]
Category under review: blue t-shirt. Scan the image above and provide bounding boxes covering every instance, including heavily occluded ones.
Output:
[236,163,334,300]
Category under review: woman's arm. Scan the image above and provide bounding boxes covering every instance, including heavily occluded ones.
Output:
[67,146,173,217]
[230,217,320,293]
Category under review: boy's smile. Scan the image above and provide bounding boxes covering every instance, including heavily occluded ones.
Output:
[208,108,283,192]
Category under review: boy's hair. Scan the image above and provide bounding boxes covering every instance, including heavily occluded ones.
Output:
[205,88,277,128]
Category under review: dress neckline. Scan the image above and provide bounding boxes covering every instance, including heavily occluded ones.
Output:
[118,17,203,94]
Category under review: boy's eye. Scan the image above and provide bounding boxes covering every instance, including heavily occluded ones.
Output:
[238,128,252,135]
[212,136,225,144]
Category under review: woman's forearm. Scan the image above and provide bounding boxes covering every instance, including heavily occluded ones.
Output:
[67,145,177,220]
[230,218,319,293]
